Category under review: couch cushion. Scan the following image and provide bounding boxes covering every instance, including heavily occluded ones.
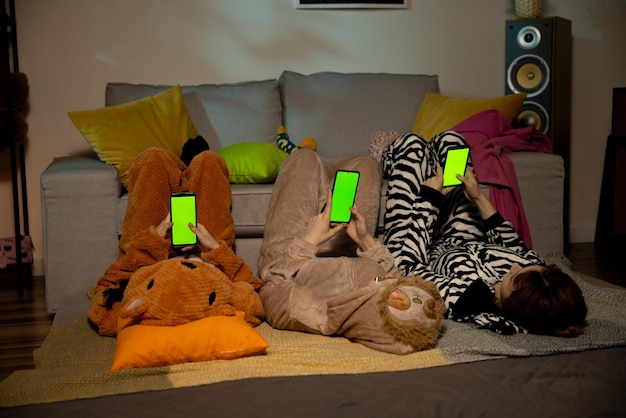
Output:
[279,71,439,158]
[68,85,197,187]
[106,80,282,152]
[230,183,276,236]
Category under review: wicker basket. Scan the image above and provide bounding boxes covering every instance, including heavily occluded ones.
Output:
[515,0,543,18]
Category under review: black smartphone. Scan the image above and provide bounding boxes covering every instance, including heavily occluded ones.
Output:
[329,170,360,223]
[442,146,470,187]
[170,192,197,247]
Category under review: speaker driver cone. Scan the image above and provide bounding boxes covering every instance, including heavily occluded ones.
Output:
[517,26,542,50]
[516,62,542,90]
[514,101,549,133]
[507,54,549,97]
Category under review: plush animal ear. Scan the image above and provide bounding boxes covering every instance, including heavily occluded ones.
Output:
[120,298,147,319]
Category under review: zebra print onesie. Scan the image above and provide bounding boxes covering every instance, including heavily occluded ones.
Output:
[382,132,545,334]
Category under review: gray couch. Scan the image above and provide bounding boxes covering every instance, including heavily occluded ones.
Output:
[40,71,565,313]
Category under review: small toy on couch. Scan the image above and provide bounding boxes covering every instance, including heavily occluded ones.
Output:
[275,125,317,154]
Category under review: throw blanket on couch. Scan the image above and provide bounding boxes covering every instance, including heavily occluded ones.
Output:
[452,110,553,249]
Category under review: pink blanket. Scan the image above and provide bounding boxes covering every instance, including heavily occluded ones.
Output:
[452,109,553,249]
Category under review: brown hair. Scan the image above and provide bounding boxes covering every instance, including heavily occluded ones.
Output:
[501,264,587,337]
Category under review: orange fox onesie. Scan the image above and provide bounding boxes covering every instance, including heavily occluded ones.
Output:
[87,148,264,336]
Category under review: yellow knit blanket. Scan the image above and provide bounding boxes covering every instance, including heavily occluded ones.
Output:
[0,317,450,408]
[3,264,625,408]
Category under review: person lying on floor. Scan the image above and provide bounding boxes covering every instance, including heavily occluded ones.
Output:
[87,147,264,337]
[382,131,587,336]
[257,149,445,355]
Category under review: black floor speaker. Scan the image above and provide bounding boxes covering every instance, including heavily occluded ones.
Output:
[506,17,572,246]
[505,17,572,163]
[595,88,626,249]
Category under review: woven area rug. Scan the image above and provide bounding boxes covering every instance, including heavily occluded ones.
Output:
[1,260,625,408]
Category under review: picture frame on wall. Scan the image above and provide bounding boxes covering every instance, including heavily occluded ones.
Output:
[295,0,408,9]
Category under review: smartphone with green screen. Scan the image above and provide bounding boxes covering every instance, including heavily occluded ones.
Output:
[170,192,197,247]
[442,146,470,187]
[329,170,360,223]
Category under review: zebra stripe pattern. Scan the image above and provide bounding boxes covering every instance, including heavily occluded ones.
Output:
[382,132,544,334]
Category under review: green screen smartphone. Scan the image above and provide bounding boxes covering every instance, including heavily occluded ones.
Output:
[170,192,197,247]
[442,146,470,187]
[329,170,360,223]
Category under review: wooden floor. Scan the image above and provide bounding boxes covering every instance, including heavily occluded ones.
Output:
[566,242,626,288]
[0,268,54,377]
[0,242,624,377]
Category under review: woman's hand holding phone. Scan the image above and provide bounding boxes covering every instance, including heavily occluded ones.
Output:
[156,212,219,252]
[456,169,497,220]
[156,214,173,239]
[345,205,377,252]
[186,222,219,251]
[456,168,482,201]
[424,166,457,195]
[303,189,347,246]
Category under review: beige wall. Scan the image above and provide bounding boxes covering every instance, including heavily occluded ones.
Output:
[2,0,625,275]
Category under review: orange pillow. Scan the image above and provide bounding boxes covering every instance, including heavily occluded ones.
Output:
[412,92,526,140]
[112,312,269,370]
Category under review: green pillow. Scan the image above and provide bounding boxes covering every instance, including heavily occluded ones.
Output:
[217,142,288,184]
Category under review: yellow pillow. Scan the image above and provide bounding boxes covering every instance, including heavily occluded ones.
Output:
[112,312,269,370]
[412,92,527,140]
[68,85,198,187]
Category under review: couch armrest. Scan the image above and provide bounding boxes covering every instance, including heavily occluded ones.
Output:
[508,152,565,257]
[41,156,122,313]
